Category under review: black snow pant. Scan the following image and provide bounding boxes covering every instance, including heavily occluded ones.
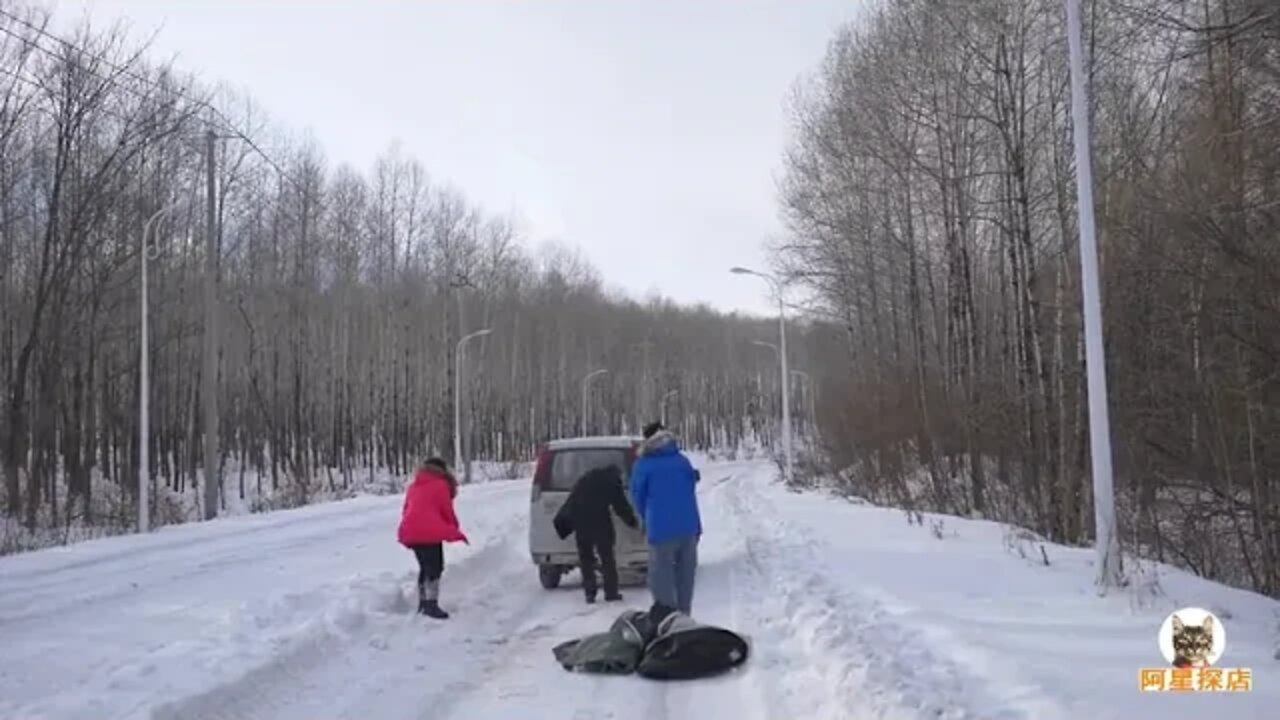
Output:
[575,532,619,600]
[410,543,444,601]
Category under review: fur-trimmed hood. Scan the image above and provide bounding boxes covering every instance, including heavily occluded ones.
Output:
[638,429,680,457]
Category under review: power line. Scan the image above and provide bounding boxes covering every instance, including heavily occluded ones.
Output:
[0,6,316,198]
[0,63,204,148]
[0,10,229,130]
[0,23,197,124]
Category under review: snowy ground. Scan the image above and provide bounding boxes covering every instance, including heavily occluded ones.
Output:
[0,459,1275,720]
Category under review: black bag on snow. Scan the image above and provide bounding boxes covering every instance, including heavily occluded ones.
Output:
[636,609,750,680]
[552,606,749,680]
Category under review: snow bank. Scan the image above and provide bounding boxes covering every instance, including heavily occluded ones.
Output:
[732,476,1278,720]
[0,480,530,720]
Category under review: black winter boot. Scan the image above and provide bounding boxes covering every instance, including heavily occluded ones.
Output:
[421,599,449,619]
[418,580,449,619]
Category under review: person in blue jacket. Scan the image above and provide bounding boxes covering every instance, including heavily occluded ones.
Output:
[629,421,702,616]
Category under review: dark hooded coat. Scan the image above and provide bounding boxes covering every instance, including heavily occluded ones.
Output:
[553,465,638,543]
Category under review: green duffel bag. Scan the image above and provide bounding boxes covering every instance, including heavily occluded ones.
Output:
[552,611,649,674]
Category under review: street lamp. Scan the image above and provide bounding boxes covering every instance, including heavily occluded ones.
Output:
[733,266,793,484]
[456,327,493,484]
[1065,0,1120,590]
[582,368,609,435]
[138,201,186,533]
[660,389,679,427]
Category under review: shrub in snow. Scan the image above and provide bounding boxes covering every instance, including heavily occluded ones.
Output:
[1121,555,1165,612]
[1001,526,1051,567]
[929,518,946,540]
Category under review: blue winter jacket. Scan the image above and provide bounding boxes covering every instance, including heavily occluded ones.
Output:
[629,430,702,545]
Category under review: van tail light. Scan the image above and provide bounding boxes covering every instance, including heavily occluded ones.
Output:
[531,445,551,501]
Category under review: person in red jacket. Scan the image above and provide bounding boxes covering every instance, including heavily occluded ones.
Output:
[398,457,469,619]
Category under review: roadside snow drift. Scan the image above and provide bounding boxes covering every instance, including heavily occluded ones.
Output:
[0,459,1274,720]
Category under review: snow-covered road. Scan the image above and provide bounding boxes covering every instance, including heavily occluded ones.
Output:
[2,459,1276,720]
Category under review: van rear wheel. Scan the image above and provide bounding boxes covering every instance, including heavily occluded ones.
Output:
[538,564,562,589]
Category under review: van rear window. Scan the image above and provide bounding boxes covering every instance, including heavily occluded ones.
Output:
[547,449,631,491]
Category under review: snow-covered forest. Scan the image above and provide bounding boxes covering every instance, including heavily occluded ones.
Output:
[0,5,825,542]
[3,0,1279,605]
[777,0,1280,599]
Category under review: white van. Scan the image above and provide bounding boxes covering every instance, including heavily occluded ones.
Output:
[528,435,649,589]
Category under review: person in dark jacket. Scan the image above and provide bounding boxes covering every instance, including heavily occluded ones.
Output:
[559,464,639,604]
[630,422,702,616]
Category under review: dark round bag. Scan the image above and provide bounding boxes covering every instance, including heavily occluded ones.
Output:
[635,610,750,680]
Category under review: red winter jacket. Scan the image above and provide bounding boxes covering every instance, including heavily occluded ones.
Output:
[397,467,468,546]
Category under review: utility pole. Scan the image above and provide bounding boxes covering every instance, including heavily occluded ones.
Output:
[1065,0,1121,591]
[660,389,679,427]
[734,266,793,484]
[777,294,792,483]
[203,128,220,521]
[641,340,652,420]
[139,202,183,533]
[455,327,493,485]
[631,339,653,429]
[449,272,477,479]
[582,369,608,436]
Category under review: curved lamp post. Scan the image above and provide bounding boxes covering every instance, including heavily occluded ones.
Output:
[138,201,186,533]
[581,369,609,435]
[456,327,493,483]
[733,265,793,484]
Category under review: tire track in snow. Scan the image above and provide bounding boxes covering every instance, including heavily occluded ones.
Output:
[3,481,518,587]
[695,470,797,720]
[419,467,758,720]
[123,482,530,720]
[150,522,539,720]
[628,468,771,720]
[724,476,1058,720]
[638,468,743,720]
[144,463,769,720]
[0,481,521,626]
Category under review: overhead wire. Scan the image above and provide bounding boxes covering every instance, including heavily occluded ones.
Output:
[0,6,317,200]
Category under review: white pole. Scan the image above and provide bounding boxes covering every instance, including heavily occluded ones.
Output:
[752,340,782,443]
[660,389,678,427]
[777,294,793,484]
[732,266,795,482]
[203,129,220,521]
[582,369,607,435]
[139,225,150,533]
[454,342,463,474]
[1065,0,1121,590]
[138,203,181,533]
[455,328,492,482]
[791,370,813,442]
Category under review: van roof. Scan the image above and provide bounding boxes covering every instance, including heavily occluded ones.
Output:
[544,435,643,451]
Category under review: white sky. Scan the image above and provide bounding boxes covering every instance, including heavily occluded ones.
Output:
[49,0,863,317]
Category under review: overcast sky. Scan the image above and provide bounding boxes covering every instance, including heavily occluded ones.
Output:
[50,0,863,317]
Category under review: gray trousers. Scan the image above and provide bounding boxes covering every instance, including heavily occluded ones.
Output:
[647,535,699,615]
